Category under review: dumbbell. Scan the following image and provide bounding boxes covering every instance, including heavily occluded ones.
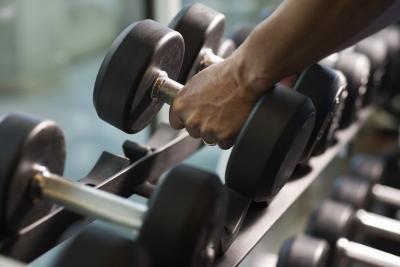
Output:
[50,226,149,267]
[321,51,370,129]
[169,3,346,163]
[350,149,400,189]
[93,18,317,205]
[306,200,400,256]
[277,235,400,267]
[230,24,254,47]
[354,36,389,106]
[0,113,227,266]
[332,176,400,210]
[217,38,236,58]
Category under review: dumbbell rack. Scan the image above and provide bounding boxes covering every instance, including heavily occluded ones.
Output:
[216,107,374,267]
[0,125,202,262]
[0,108,373,265]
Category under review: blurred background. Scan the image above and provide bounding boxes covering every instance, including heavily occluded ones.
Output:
[0,0,281,180]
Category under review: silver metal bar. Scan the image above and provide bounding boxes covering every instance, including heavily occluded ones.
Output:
[0,255,25,267]
[152,71,183,105]
[33,166,146,230]
[355,209,400,242]
[336,238,400,267]
[199,48,224,70]
[372,184,400,208]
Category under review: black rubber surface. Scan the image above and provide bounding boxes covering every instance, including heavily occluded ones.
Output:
[294,64,344,161]
[0,113,65,232]
[169,3,225,83]
[277,235,329,267]
[139,164,227,267]
[93,20,184,133]
[230,24,253,47]
[226,85,316,203]
[332,176,371,210]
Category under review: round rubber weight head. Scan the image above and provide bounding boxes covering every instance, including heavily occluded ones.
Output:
[139,164,227,266]
[169,3,225,83]
[226,85,316,203]
[217,38,236,59]
[230,24,254,47]
[306,200,354,247]
[277,235,329,267]
[0,113,65,232]
[295,64,346,161]
[93,20,185,133]
[331,176,371,210]
[51,226,149,267]
[350,154,384,183]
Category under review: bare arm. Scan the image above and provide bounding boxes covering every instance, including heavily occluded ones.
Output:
[170,0,399,148]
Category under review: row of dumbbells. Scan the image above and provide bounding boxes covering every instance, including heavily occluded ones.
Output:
[1,3,400,267]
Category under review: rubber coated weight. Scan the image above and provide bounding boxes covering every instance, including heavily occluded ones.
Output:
[230,24,253,47]
[139,165,227,267]
[277,235,329,267]
[226,84,316,203]
[51,226,149,267]
[306,200,354,247]
[332,176,373,210]
[169,3,225,82]
[294,64,346,161]
[355,37,388,106]
[93,20,184,133]
[217,38,236,58]
[0,113,65,232]
[335,52,370,128]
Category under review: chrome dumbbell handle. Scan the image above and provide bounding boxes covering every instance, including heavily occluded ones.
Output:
[32,165,146,230]
[372,184,400,208]
[336,238,400,267]
[355,209,400,242]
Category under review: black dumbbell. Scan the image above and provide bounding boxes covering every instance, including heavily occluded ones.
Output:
[350,149,400,189]
[217,38,236,58]
[354,36,389,106]
[93,19,316,205]
[230,24,254,48]
[332,176,400,210]
[50,225,149,267]
[277,235,400,267]
[0,113,227,266]
[306,200,400,256]
[321,51,370,129]
[169,3,346,163]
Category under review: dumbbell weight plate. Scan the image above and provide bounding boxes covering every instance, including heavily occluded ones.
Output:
[169,3,225,83]
[277,235,329,267]
[0,113,65,232]
[51,226,149,267]
[139,165,227,266]
[93,20,184,133]
[217,38,236,59]
[294,64,345,161]
[226,85,316,203]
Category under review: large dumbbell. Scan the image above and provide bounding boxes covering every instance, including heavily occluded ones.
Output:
[0,113,227,266]
[332,176,400,210]
[169,3,346,163]
[354,36,389,106]
[321,51,370,128]
[51,226,149,267]
[93,19,317,204]
[277,235,400,267]
[350,149,400,189]
[306,200,400,254]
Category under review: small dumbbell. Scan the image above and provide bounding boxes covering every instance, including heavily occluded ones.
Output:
[169,3,346,163]
[354,36,389,106]
[93,18,317,205]
[350,149,400,189]
[332,176,400,210]
[321,51,370,129]
[277,235,400,267]
[0,113,227,266]
[306,200,400,254]
[50,225,149,267]
[217,38,236,58]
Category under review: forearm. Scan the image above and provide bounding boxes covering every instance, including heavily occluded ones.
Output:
[233,0,396,96]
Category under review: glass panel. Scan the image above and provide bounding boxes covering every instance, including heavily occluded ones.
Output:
[0,1,146,179]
